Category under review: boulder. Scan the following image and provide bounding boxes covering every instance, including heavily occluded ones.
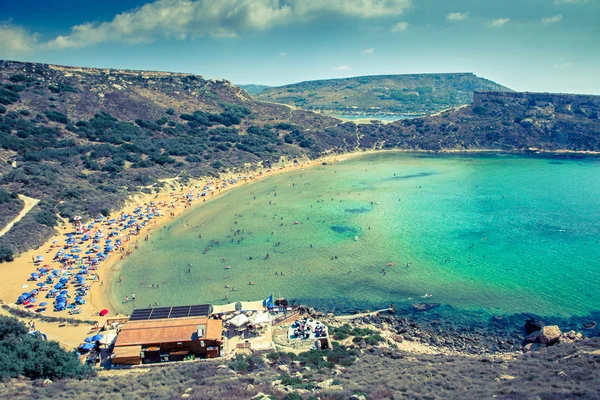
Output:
[350,395,367,400]
[540,325,561,345]
[277,364,290,374]
[524,331,541,344]
[496,375,515,381]
[410,303,440,312]
[524,318,545,335]
[523,342,542,352]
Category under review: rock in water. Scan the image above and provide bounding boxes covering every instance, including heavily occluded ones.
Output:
[540,325,561,345]
[525,318,545,335]
[410,303,440,312]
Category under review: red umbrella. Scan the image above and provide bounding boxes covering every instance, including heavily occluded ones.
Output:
[99,309,109,316]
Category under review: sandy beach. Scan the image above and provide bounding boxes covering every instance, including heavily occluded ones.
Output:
[0,150,374,348]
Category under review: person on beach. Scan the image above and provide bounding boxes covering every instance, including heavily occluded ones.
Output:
[125,295,129,302]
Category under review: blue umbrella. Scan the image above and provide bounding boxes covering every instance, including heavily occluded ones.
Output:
[36,283,45,287]
[29,298,37,303]
[39,302,48,307]
[91,334,103,341]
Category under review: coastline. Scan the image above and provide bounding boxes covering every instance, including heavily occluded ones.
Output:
[0,149,377,347]
[1,147,599,348]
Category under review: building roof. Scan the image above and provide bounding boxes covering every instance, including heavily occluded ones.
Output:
[112,345,142,359]
[115,316,222,347]
[129,304,211,321]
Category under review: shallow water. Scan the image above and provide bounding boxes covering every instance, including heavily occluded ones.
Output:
[112,152,600,319]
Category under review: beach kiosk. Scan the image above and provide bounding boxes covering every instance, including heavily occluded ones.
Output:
[73,216,84,234]
[111,304,223,365]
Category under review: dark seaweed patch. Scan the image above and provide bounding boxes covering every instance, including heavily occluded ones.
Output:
[344,207,371,214]
[330,225,358,235]
[392,172,436,180]
[549,161,564,165]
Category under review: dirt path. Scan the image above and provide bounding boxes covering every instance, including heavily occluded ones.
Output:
[0,195,39,237]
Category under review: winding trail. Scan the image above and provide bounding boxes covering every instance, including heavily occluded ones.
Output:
[0,195,40,237]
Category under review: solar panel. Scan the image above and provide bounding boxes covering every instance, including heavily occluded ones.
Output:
[128,304,211,321]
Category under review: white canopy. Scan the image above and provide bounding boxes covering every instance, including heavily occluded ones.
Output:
[249,312,271,325]
[229,313,249,328]
[240,300,265,312]
[99,332,117,345]
[211,302,237,315]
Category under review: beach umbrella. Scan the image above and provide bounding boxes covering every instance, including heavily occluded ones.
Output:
[91,334,103,342]
[99,309,109,316]
[80,342,94,350]
[39,302,48,307]
[36,283,45,287]
[36,256,44,261]
[31,272,39,277]
[29,298,37,303]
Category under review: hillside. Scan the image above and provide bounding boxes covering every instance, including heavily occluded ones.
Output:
[253,73,512,118]
[0,60,599,260]
[238,84,271,95]
[2,313,599,399]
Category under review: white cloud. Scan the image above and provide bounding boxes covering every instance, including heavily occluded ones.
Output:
[542,15,563,24]
[553,0,589,4]
[446,12,469,21]
[488,18,509,28]
[554,61,574,69]
[361,47,375,55]
[391,21,409,32]
[44,0,413,49]
[279,52,288,57]
[333,65,350,71]
[0,22,39,56]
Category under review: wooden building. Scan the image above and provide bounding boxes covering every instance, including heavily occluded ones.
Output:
[112,304,223,365]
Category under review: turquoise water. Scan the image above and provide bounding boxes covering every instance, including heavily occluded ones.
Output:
[112,152,600,318]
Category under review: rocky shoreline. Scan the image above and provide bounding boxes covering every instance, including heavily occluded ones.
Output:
[302,304,599,356]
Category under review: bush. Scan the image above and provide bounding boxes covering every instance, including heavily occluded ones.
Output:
[45,111,68,124]
[34,210,58,227]
[0,245,14,263]
[229,355,250,373]
[0,316,94,380]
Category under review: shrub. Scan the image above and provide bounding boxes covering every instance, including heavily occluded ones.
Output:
[45,111,68,124]
[229,355,250,373]
[0,245,15,263]
[34,210,58,227]
[0,316,94,380]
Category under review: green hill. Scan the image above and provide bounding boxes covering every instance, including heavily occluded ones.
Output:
[254,73,512,118]
[238,84,271,95]
[0,60,598,260]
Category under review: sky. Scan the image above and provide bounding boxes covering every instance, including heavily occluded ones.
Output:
[1,0,599,94]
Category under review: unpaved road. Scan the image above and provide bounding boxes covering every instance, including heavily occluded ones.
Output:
[0,195,40,237]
